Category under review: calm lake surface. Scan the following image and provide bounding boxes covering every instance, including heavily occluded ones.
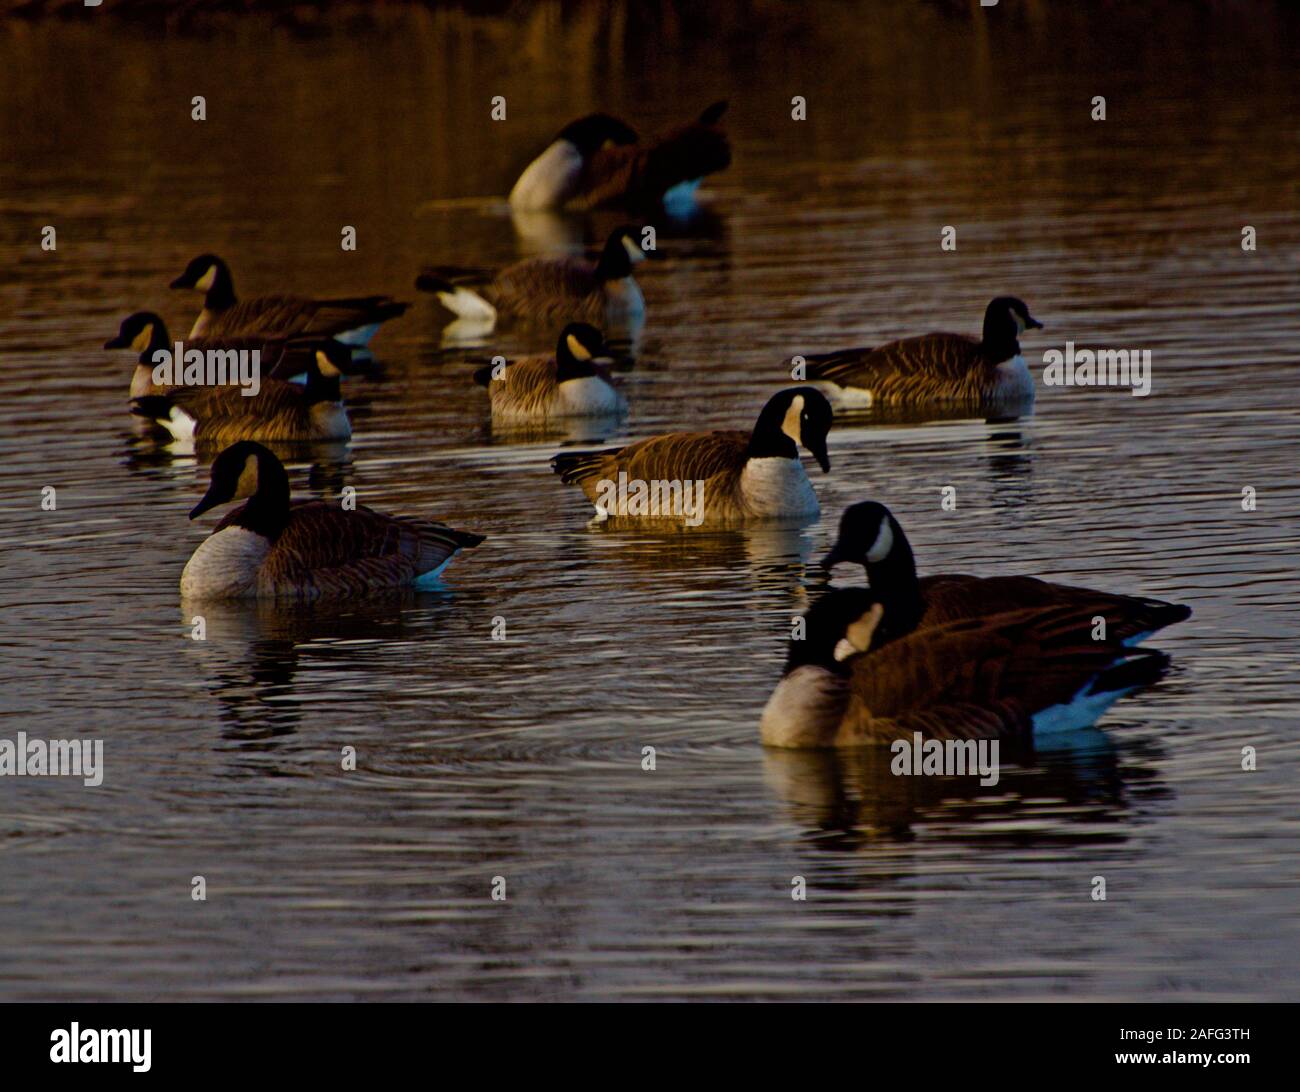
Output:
[1,2,1297,1001]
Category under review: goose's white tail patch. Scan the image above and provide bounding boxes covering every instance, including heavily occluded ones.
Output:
[808,380,873,410]
[1032,677,1135,736]
[509,140,584,210]
[413,549,461,586]
[437,286,498,323]
[336,322,379,347]
[158,405,197,442]
[662,178,702,211]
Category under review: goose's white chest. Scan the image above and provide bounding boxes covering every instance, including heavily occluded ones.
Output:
[995,354,1035,403]
[602,277,644,317]
[740,457,820,518]
[760,666,847,748]
[309,402,352,440]
[180,527,271,599]
[555,376,626,417]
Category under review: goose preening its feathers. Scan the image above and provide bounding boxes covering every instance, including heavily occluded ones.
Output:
[791,296,1044,413]
[821,501,1191,646]
[760,588,1176,749]
[416,225,654,330]
[106,311,358,400]
[181,441,484,599]
[474,323,627,420]
[508,102,730,212]
[131,339,358,445]
[170,253,409,346]
[549,387,833,525]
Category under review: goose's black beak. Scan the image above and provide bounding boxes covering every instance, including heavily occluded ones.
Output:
[170,274,192,289]
[1026,316,1044,330]
[806,435,831,474]
[189,489,221,520]
[104,335,127,349]
[819,543,849,571]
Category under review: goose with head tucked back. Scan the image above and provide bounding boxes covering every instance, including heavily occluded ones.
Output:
[550,387,833,525]
[759,587,1175,749]
[509,101,731,212]
[416,225,654,331]
[789,296,1044,413]
[131,340,358,445]
[474,323,626,421]
[170,253,409,347]
[820,501,1191,646]
[181,441,484,600]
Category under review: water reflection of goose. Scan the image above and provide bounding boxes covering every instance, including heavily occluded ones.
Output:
[761,733,1166,849]
[178,591,466,745]
[557,522,816,604]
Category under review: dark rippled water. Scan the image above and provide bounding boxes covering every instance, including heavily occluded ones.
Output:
[1,3,1298,1000]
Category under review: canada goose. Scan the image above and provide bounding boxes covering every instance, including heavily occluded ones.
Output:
[170,253,409,345]
[790,297,1044,411]
[131,340,357,445]
[509,101,731,212]
[550,387,833,524]
[415,226,653,329]
[181,441,484,599]
[760,588,1174,749]
[474,323,626,421]
[105,312,354,397]
[821,501,1191,645]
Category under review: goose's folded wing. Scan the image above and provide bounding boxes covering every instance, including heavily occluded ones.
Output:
[162,378,306,425]
[260,502,482,590]
[617,429,751,483]
[495,257,599,303]
[501,356,559,409]
[919,574,1190,642]
[215,295,406,337]
[847,605,1134,729]
[803,334,982,392]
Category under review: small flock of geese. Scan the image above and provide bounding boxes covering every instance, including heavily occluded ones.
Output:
[104,102,1190,750]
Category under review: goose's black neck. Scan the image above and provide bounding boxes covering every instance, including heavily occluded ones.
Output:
[205,263,237,312]
[226,457,291,540]
[140,320,171,364]
[746,401,799,461]
[301,360,342,404]
[864,515,924,637]
[980,304,1021,362]
[555,341,600,383]
[593,235,635,281]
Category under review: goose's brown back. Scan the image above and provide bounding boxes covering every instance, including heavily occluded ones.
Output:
[217,501,482,598]
[837,604,1152,745]
[806,333,998,403]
